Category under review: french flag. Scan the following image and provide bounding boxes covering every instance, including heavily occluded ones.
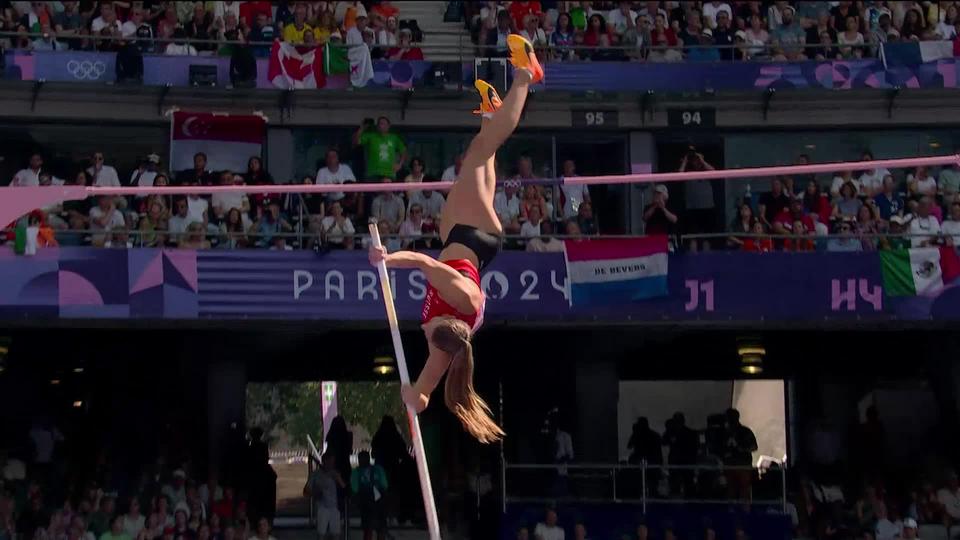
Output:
[563,236,669,306]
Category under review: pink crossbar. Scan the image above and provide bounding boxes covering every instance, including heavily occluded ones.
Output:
[2,154,959,228]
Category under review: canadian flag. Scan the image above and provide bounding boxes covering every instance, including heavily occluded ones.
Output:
[267,40,326,89]
[170,112,266,173]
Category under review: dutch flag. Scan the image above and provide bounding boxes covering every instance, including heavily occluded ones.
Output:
[562,236,669,306]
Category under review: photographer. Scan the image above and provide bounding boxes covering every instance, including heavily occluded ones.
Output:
[678,146,718,250]
[353,116,407,181]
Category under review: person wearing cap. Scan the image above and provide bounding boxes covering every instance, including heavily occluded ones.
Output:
[386,27,423,60]
[643,185,678,236]
[900,517,919,539]
[772,5,806,60]
[129,154,161,187]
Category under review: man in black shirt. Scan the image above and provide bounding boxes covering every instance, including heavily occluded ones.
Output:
[176,152,215,185]
[758,177,792,227]
[714,10,735,60]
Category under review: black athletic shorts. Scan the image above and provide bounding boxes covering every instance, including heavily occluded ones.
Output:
[442,223,502,271]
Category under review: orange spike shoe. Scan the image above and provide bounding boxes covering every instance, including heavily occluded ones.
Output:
[507,34,544,83]
[473,79,503,117]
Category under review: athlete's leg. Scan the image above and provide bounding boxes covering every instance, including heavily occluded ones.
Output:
[440,72,533,240]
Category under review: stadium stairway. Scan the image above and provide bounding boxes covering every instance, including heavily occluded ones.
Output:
[393,1,473,62]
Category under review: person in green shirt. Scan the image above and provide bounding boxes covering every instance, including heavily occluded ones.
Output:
[353,117,407,180]
[350,451,388,539]
[99,515,132,540]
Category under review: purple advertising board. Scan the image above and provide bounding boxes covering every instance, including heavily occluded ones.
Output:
[0,248,958,324]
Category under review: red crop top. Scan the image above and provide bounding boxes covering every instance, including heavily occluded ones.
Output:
[421,259,485,333]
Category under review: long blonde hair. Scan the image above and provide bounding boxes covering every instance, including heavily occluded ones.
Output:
[431,318,505,443]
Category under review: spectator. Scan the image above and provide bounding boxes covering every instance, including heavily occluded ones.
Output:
[85,151,121,187]
[408,185,445,225]
[758,178,792,228]
[305,453,344,540]
[101,515,132,540]
[494,180,522,234]
[900,8,926,41]
[728,203,755,249]
[901,518,918,540]
[183,2,214,50]
[251,518,275,540]
[942,201,960,246]
[910,196,943,247]
[485,10,514,57]
[518,12,548,49]
[859,152,891,196]
[939,162,960,205]
[833,182,864,221]
[139,201,168,248]
[679,148,717,244]
[122,499,145,538]
[521,205,543,239]
[354,117,406,181]
[253,199,293,247]
[664,412,699,497]
[441,153,463,182]
[91,4,122,34]
[351,451,388,540]
[607,1,637,38]
[121,6,147,38]
[773,198,815,235]
[319,201,355,250]
[212,173,249,220]
[874,503,901,540]
[577,202,598,235]
[642,185,678,235]
[88,196,126,247]
[827,221,863,251]
[772,6,805,60]
[247,13,277,55]
[520,183,548,224]
[371,179,406,235]
[156,7,180,41]
[403,157,427,193]
[714,11,736,60]
[583,14,612,60]
[533,507,564,540]
[164,27,198,56]
[723,408,758,502]
[743,14,770,58]
[509,1,543,33]
[219,208,249,249]
[177,153,213,185]
[857,203,883,250]
[837,15,865,58]
[387,28,423,60]
[244,156,273,186]
[399,203,427,248]
[627,417,662,492]
[11,153,43,186]
[872,175,904,221]
[163,470,189,508]
[31,23,64,51]
[558,159,591,220]
[526,220,564,252]
[377,15,398,47]
[54,1,85,41]
[678,9,703,50]
[908,166,938,197]
[129,154,162,187]
[801,180,832,229]
[283,2,313,44]
[551,12,576,60]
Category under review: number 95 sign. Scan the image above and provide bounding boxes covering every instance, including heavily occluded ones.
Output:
[572,110,619,128]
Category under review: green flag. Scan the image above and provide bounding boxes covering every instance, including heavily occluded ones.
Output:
[324,44,349,75]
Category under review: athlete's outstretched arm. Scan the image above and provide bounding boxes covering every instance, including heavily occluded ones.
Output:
[368,247,482,314]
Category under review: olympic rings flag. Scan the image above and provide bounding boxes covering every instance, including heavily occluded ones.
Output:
[32,51,115,82]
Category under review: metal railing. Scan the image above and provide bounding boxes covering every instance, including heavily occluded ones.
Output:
[503,461,788,514]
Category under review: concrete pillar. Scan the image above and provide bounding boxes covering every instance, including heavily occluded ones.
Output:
[628,131,656,233]
[574,358,619,462]
[207,360,248,475]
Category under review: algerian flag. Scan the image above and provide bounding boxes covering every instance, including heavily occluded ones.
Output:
[880,247,960,296]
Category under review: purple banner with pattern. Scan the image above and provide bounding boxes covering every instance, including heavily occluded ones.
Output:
[4,51,959,92]
[0,248,958,323]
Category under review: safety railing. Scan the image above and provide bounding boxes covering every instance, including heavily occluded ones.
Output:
[502,461,788,514]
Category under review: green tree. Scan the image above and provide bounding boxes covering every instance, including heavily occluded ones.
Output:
[338,382,410,444]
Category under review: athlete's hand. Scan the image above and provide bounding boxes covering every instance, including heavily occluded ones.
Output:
[368,245,388,266]
[401,383,429,413]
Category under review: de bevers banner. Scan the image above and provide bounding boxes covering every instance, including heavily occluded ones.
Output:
[0,248,958,324]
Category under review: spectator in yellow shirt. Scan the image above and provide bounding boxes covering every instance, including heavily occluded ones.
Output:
[283,3,313,44]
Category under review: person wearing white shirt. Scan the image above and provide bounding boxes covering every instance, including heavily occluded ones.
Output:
[607,2,638,35]
[938,474,960,522]
[559,159,591,219]
[441,153,463,182]
[168,198,192,242]
[121,6,148,38]
[830,172,862,197]
[129,154,161,187]
[520,205,543,239]
[88,196,127,246]
[494,181,522,234]
[857,153,891,196]
[121,500,146,538]
[87,152,121,187]
[942,201,960,246]
[11,153,44,186]
[526,221,565,253]
[909,198,942,247]
[316,149,356,202]
[212,174,249,219]
[533,508,565,540]
[186,194,209,225]
[873,503,901,540]
[408,189,445,222]
[320,202,356,248]
[165,42,198,56]
[370,180,406,234]
[702,1,732,28]
[909,166,938,197]
[91,4,122,34]
[212,1,242,25]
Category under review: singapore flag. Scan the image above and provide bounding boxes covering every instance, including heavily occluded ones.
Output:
[170,111,266,173]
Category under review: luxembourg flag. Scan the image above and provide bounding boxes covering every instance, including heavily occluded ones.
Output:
[563,236,669,306]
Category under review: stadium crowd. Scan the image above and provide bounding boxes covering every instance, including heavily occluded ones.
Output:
[0,1,423,59]
[467,0,960,62]
[3,116,598,252]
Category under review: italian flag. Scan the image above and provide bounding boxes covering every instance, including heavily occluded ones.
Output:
[880,247,960,296]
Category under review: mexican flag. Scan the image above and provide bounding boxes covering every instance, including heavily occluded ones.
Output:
[880,247,960,296]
